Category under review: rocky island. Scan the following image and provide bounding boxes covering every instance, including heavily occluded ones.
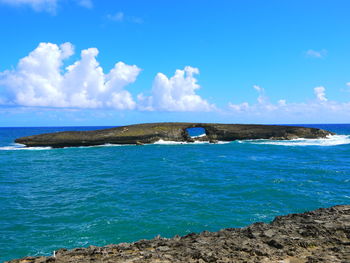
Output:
[15,122,333,148]
[7,205,350,263]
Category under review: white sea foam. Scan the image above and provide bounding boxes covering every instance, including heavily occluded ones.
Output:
[191,133,207,138]
[241,135,350,147]
[0,144,127,150]
[153,139,230,145]
[0,143,52,151]
[65,143,129,149]
[102,143,124,147]
[217,141,231,144]
[0,140,230,150]
[153,139,209,145]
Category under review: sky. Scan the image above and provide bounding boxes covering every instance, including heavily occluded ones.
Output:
[0,0,350,126]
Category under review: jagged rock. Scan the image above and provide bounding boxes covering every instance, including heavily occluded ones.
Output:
[15,122,334,148]
[6,205,350,263]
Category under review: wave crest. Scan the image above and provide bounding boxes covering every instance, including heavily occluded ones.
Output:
[0,144,52,151]
[153,140,230,145]
[241,135,350,147]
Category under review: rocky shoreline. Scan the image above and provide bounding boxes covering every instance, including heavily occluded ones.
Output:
[7,205,350,263]
[15,122,333,148]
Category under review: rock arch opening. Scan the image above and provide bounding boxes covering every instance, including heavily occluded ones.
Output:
[185,127,207,139]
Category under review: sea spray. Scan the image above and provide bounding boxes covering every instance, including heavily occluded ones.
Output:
[240,134,350,147]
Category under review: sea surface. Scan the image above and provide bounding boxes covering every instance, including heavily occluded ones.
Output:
[1,124,350,261]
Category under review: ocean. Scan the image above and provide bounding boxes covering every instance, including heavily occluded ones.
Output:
[1,124,349,261]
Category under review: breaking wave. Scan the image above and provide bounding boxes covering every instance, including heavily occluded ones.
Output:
[240,135,350,147]
[0,141,231,150]
[64,144,131,149]
[153,140,230,145]
[0,144,52,151]
[153,140,209,145]
[3,135,347,150]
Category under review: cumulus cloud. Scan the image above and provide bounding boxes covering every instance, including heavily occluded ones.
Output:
[228,85,296,113]
[228,85,273,112]
[138,66,214,111]
[305,49,327,58]
[231,85,331,112]
[228,85,350,122]
[314,86,327,102]
[0,42,141,109]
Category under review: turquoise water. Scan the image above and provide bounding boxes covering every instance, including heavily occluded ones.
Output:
[1,124,350,261]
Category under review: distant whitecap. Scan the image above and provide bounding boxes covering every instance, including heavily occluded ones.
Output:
[0,145,52,151]
[241,135,350,147]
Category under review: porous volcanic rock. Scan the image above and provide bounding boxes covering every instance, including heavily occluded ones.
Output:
[15,122,334,148]
[7,205,350,263]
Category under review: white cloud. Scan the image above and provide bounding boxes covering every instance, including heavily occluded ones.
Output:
[77,0,92,8]
[253,85,263,92]
[107,12,124,22]
[278,99,287,106]
[0,0,93,13]
[253,85,267,104]
[0,0,57,12]
[138,66,214,112]
[107,12,143,24]
[228,86,297,113]
[228,102,249,112]
[314,86,327,102]
[305,49,327,58]
[0,42,141,109]
[228,85,350,122]
[229,85,272,112]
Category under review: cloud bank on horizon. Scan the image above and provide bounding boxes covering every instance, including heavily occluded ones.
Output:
[0,42,350,120]
[228,84,350,120]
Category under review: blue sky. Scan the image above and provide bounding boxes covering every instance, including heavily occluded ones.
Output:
[0,0,350,126]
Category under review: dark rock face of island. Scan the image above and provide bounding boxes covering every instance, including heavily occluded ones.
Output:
[7,205,350,263]
[15,122,334,148]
